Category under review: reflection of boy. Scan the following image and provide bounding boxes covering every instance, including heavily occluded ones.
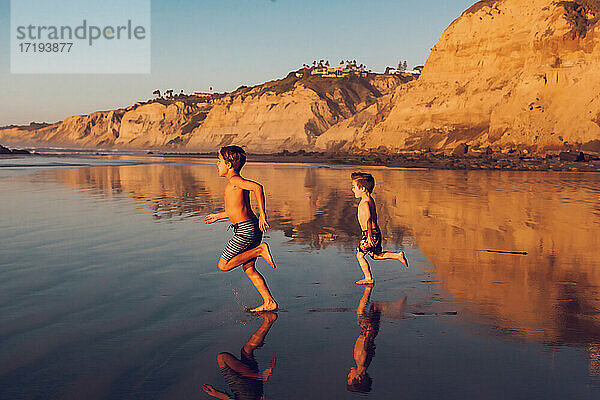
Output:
[203,313,278,400]
[351,172,408,285]
[204,146,277,312]
[347,285,407,393]
[347,285,379,393]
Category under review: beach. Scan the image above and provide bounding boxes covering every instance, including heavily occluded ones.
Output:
[1,154,600,399]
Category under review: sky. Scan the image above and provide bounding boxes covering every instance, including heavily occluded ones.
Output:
[0,0,475,126]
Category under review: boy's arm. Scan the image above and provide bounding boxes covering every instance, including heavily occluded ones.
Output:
[202,384,234,400]
[219,356,275,381]
[230,176,269,231]
[204,211,228,224]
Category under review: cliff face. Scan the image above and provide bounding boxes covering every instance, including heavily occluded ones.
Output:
[3,0,599,153]
[0,111,123,148]
[0,74,407,152]
[318,0,600,153]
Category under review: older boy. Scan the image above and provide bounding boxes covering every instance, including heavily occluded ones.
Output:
[204,146,277,312]
[351,172,408,285]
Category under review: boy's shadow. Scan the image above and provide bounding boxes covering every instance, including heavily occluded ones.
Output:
[347,285,407,393]
[203,312,277,400]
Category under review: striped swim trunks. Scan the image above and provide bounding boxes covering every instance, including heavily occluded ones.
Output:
[221,218,263,262]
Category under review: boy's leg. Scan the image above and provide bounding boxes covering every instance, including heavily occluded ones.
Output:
[356,251,374,285]
[243,260,278,312]
[243,312,278,356]
[372,251,409,267]
[218,242,276,271]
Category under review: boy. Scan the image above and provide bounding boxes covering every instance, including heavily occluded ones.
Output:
[204,145,277,312]
[351,172,408,285]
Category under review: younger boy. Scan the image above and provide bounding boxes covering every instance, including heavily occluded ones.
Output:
[351,172,408,285]
[204,145,277,312]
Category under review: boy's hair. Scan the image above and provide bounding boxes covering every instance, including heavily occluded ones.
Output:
[351,172,375,193]
[346,373,372,393]
[219,146,246,172]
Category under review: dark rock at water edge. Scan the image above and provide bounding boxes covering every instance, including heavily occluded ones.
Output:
[452,143,469,156]
[0,144,31,155]
[156,149,600,172]
[10,149,31,155]
[559,151,586,162]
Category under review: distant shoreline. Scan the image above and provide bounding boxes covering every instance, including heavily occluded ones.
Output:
[158,150,600,172]
[4,147,600,172]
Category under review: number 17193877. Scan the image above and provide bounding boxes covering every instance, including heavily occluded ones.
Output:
[19,43,73,52]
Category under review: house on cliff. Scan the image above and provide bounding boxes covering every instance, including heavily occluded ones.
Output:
[311,66,367,78]
[385,66,422,76]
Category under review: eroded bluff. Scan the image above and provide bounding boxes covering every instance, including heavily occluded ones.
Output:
[316,0,600,153]
[0,73,406,152]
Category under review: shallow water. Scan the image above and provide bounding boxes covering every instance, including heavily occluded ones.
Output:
[1,155,600,399]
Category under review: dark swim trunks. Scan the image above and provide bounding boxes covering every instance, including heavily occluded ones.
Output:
[221,218,263,262]
[219,351,263,400]
[357,228,382,257]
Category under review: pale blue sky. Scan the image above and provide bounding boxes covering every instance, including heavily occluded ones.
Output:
[0,0,475,125]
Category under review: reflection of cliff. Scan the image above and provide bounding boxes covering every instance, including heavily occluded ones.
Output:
[375,169,600,347]
[46,163,600,347]
[51,164,217,220]
[46,162,409,250]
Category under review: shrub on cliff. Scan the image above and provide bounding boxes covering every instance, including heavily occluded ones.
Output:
[558,0,600,38]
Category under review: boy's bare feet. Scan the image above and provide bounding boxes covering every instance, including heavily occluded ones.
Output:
[398,251,409,267]
[261,311,278,323]
[258,243,276,268]
[250,300,278,312]
[355,278,375,285]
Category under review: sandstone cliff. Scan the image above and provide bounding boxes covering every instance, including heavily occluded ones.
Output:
[0,73,407,152]
[317,0,600,153]
[3,0,600,154]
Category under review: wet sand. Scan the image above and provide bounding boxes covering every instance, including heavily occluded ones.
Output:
[1,156,600,399]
